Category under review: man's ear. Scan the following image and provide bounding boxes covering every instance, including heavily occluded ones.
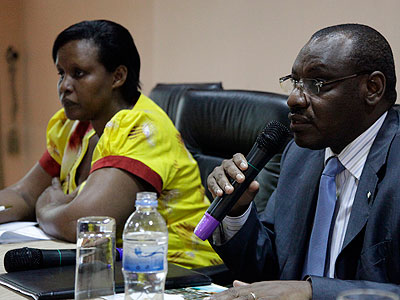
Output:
[112,65,128,89]
[365,71,386,106]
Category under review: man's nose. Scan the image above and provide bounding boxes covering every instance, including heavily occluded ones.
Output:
[287,87,308,109]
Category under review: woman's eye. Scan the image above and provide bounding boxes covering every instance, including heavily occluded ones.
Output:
[57,71,64,80]
[74,69,85,78]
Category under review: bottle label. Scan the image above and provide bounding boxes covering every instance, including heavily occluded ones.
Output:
[123,243,167,272]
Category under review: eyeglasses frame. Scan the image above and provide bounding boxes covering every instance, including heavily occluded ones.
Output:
[279,71,371,95]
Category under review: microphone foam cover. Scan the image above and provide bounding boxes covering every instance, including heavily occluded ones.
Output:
[256,121,291,152]
[4,247,43,272]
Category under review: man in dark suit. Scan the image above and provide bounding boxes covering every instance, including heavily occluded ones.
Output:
[207,24,400,299]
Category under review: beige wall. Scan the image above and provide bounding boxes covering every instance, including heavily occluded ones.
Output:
[0,0,155,185]
[0,0,399,184]
[152,1,400,93]
[0,0,24,186]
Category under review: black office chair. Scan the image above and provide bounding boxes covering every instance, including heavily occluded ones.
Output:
[175,89,291,213]
[148,82,223,124]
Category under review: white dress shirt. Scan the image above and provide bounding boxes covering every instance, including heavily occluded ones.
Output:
[215,111,387,278]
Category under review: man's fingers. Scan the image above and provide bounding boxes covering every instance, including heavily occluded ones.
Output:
[229,154,248,183]
[248,180,260,193]
[207,166,227,197]
[207,153,249,199]
[233,280,249,287]
[233,153,248,171]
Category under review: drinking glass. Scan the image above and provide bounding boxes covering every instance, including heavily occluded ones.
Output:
[337,289,399,300]
[74,216,116,300]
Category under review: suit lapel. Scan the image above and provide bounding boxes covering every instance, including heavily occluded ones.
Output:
[341,108,399,251]
[341,163,377,251]
[281,149,324,278]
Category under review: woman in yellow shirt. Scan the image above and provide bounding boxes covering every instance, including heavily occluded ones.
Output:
[0,20,222,269]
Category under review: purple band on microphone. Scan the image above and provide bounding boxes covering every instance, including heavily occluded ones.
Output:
[194,212,220,241]
[116,248,123,261]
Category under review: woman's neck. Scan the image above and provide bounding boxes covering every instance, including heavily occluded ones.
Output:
[91,96,137,136]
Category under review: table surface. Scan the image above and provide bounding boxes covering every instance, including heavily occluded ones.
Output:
[0,239,75,299]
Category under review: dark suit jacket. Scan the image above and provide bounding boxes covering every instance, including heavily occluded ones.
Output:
[212,108,400,299]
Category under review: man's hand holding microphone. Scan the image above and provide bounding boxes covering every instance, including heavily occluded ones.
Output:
[207,152,261,217]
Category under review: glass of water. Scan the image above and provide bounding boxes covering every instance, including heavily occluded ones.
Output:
[337,289,399,300]
[75,216,116,300]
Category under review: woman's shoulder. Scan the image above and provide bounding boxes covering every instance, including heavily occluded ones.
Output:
[111,94,175,131]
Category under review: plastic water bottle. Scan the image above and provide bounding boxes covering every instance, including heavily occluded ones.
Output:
[122,192,168,300]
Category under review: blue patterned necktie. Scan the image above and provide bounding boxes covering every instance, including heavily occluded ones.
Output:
[303,156,345,277]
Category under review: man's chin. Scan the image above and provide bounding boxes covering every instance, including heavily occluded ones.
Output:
[293,135,325,150]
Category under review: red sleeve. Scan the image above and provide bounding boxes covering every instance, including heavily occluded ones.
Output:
[39,151,61,177]
[90,155,163,193]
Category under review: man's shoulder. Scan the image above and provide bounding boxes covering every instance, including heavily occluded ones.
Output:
[390,106,400,134]
[374,107,400,149]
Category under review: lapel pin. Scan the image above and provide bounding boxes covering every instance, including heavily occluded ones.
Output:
[367,191,371,200]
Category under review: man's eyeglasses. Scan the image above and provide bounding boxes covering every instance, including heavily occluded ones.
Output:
[279,71,370,95]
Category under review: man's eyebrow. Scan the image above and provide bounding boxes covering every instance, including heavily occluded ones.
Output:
[291,63,334,81]
[302,64,333,79]
[291,61,328,75]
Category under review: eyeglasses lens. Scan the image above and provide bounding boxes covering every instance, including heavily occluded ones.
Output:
[280,77,320,95]
[280,78,295,94]
[303,79,319,95]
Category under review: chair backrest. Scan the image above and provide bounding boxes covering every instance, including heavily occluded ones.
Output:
[148,82,223,124]
[175,89,291,213]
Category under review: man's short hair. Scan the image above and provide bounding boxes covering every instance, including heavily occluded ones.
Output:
[311,24,397,104]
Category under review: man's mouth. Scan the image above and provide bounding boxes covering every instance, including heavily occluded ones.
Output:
[288,113,311,124]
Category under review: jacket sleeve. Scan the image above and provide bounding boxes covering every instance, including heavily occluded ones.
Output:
[211,205,279,281]
[310,276,400,300]
[210,140,296,282]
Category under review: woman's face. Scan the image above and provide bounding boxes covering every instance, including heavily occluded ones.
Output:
[55,39,115,121]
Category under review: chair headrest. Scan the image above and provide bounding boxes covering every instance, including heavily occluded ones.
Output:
[176,89,291,158]
[149,82,223,123]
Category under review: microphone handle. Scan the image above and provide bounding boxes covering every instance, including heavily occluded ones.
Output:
[207,146,276,221]
[42,249,75,268]
[40,248,123,265]
[4,247,124,273]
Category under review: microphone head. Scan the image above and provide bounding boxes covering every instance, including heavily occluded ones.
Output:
[4,247,43,272]
[256,121,291,152]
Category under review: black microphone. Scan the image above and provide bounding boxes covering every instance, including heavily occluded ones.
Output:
[194,121,291,241]
[4,247,123,272]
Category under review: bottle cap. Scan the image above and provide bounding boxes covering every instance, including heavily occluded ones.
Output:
[136,191,158,207]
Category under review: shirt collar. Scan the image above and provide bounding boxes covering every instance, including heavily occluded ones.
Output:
[325,111,387,180]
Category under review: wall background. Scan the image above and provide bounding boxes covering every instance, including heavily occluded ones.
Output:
[0,0,399,185]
